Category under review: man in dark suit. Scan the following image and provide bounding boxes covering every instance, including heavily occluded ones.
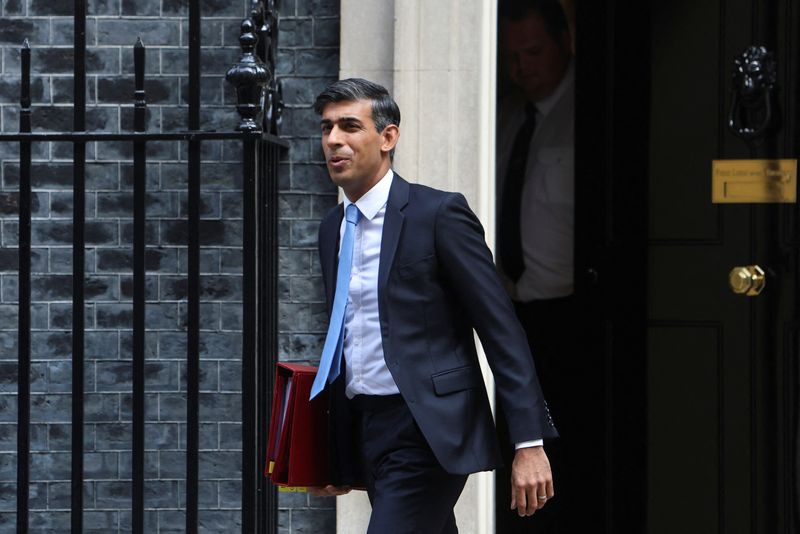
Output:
[308,78,558,533]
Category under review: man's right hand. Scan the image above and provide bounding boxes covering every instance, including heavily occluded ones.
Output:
[308,485,352,497]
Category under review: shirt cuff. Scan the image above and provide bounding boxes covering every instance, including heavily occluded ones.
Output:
[515,439,544,449]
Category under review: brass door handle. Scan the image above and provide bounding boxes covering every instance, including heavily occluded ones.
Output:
[729,265,766,296]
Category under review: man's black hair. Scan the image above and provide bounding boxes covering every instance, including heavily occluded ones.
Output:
[499,0,569,42]
[313,78,401,133]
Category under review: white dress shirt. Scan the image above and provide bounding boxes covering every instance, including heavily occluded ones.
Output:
[497,60,575,302]
[340,169,399,398]
[336,169,542,449]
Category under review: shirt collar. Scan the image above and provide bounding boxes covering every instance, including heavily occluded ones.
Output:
[534,58,574,118]
[343,168,394,221]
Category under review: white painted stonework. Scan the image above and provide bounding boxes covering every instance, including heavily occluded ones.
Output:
[336,1,498,532]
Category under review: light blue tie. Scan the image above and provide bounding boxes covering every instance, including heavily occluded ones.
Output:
[310,203,360,399]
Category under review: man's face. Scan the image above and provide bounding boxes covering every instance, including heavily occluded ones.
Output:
[320,99,393,201]
[500,12,571,102]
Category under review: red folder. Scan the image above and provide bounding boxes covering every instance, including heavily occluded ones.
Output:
[265,363,330,489]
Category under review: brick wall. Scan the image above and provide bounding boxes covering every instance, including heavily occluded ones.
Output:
[0,0,339,532]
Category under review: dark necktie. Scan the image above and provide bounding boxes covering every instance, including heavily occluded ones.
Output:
[499,103,537,282]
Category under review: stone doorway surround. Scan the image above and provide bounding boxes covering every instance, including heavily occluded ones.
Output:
[335,1,498,532]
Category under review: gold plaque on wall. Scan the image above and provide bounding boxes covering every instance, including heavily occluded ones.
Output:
[712,159,797,203]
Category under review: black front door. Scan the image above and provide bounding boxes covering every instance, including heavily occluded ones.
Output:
[579,1,800,532]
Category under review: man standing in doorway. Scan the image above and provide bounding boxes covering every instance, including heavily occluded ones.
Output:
[497,1,601,533]
[308,78,558,533]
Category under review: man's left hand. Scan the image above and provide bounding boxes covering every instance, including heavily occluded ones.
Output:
[510,446,554,517]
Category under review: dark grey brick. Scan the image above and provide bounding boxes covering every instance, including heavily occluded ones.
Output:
[279,249,311,275]
[291,163,332,192]
[278,333,323,361]
[178,19,225,48]
[95,480,130,508]
[119,274,160,300]
[177,248,221,274]
[96,191,178,218]
[0,76,47,104]
[178,191,219,218]
[219,248,242,273]
[3,0,25,16]
[291,220,318,247]
[94,422,130,450]
[88,0,119,16]
[314,18,339,47]
[96,76,177,105]
[177,76,225,106]
[279,77,331,106]
[84,451,120,479]
[84,393,122,422]
[178,359,219,391]
[121,0,159,16]
[176,422,219,450]
[30,394,71,423]
[97,20,181,47]
[280,18,313,47]
[119,162,161,192]
[156,392,185,421]
[0,427,14,452]
[290,508,336,534]
[120,106,163,131]
[29,451,71,480]
[279,193,311,219]
[160,48,188,76]
[198,450,240,479]
[28,0,71,15]
[311,193,338,217]
[95,302,131,328]
[283,106,322,137]
[28,511,70,531]
[4,47,119,75]
[219,303,242,330]
[162,161,242,191]
[47,481,94,508]
[50,17,97,46]
[119,509,159,532]
[276,48,296,76]
[297,0,337,16]
[291,275,323,302]
[296,48,338,76]
[83,510,119,532]
[120,46,161,76]
[198,510,242,531]
[97,247,178,273]
[0,18,48,45]
[2,104,118,133]
[160,220,242,247]
[177,479,218,509]
[117,449,158,478]
[118,221,159,246]
[85,331,120,359]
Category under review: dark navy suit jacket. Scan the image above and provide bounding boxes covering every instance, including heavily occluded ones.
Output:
[318,174,557,485]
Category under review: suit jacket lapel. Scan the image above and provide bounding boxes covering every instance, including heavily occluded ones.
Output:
[379,175,409,292]
[320,206,344,314]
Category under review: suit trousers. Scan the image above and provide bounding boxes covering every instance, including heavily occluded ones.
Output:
[351,394,468,534]
[496,296,605,533]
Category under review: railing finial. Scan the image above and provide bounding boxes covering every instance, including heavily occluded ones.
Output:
[226,18,271,132]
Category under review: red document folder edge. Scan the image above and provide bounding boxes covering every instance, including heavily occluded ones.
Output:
[265,363,330,492]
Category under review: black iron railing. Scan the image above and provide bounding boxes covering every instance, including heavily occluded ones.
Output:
[2,1,285,533]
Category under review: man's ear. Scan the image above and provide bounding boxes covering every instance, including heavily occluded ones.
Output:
[381,124,400,154]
